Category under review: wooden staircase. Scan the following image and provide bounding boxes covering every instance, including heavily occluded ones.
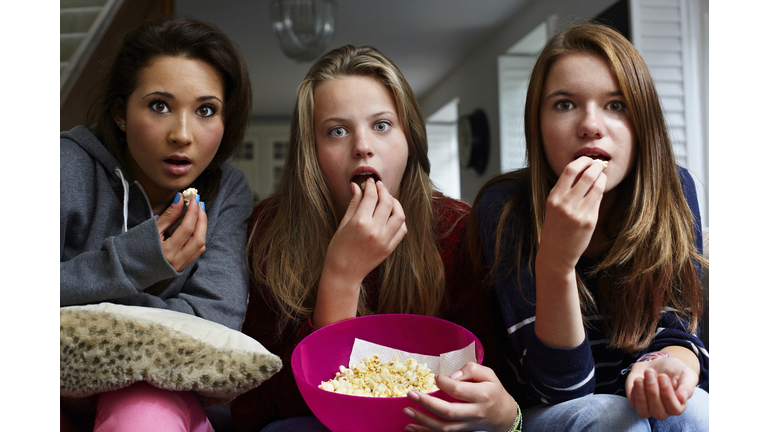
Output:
[60,0,173,131]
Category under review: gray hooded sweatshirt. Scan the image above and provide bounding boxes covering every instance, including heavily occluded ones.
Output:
[60,125,252,330]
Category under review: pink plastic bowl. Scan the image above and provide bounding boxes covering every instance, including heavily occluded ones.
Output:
[291,314,484,432]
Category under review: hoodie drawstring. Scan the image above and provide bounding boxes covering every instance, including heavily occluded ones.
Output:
[114,167,131,233]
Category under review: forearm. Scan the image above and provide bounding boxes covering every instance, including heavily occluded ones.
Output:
[533,249,585,349]
[60,219,178,306]
[313,262,362,328]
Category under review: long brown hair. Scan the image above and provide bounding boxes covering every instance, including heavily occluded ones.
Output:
[249,45,449,334]
[469,23,706,352]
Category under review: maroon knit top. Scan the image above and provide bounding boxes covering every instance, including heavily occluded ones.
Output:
[231,194,500,431]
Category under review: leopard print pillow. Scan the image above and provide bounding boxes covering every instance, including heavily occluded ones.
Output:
[60,303,282,403]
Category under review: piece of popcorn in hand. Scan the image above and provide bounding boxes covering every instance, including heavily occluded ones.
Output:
[182,188,198,205]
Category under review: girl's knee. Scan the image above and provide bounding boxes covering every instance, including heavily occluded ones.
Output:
[525,395,650,432]
[651,387,709,431]
[95,382,213,432]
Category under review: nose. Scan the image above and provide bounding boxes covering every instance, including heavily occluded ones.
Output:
[169,112,192,146]
[353,130,374,158]
[577,104,605,139]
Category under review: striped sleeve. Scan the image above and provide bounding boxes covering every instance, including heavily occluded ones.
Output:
[647,309,709,389]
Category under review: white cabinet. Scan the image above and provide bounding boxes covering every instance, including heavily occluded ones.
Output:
[230,123,290,204]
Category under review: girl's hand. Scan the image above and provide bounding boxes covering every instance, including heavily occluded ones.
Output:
[156,192,207,272]
[625,356,699,420]
[403,362,518,432]
[539,156,607,272]
[534,157,606,349]
[324,178,407,283]
[314,178,407,327]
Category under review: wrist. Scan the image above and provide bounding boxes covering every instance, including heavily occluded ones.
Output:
[502,402,522,432]
[535,248,572,277]
[321,253,368,288]
[314,273,362,328]
[621,350,670,375]
[662,345,701,376]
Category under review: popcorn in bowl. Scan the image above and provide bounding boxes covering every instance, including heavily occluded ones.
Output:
[291,314,485,432]
[319,354,438,397]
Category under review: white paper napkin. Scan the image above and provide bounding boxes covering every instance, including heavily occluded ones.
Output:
[348,338,476,377]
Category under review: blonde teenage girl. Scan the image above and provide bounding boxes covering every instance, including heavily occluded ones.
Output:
[230,45,515,432]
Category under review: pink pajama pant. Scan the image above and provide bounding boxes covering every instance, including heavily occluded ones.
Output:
[61,382,214,432]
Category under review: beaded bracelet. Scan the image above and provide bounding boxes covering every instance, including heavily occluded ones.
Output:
[620,350,670,375]
[507,402,522,432]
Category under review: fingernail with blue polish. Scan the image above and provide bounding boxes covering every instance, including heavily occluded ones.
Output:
[195,194,200,204]
[173,192,181,204]
[201,202,205,212]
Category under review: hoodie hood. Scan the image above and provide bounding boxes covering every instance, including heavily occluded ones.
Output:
[61,125,124,173]
[61,125,153,231]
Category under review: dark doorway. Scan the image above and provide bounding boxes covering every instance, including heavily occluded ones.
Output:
[597,0,631,41]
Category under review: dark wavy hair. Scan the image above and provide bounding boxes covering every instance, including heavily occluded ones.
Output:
[88,15,252,205]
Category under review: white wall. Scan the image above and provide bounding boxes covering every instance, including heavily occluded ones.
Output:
[418,0,619,203]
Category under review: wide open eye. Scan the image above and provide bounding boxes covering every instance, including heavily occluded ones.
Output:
[553,100,575,111]
[373,121,392,132]
[606,100,626,112]
[329,127,348,138]
[197,104,218,118]
[149,99,170,114]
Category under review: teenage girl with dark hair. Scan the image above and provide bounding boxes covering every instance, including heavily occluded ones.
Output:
[60,16,253,431]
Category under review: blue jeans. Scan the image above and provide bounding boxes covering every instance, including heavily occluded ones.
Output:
[261,416,330,432]
[260,416,489,432]
[522,387,709,431]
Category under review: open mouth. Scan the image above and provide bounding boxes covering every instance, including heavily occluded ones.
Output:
[165,157,191,166]
[578,153,610,163]
[351,171,381,190]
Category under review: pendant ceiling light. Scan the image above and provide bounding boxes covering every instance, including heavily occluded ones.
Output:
[270,0,336,62]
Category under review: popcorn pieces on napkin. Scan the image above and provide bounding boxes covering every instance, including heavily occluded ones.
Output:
[318,354,438,397]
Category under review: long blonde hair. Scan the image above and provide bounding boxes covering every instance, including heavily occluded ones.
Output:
[469,23,706,352]
[249,45,447,334]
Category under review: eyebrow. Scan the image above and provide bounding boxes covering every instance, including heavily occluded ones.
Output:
[318,111,397,126]
[142,91,223,104]
[543,89,624,100]
[369,110,396,118]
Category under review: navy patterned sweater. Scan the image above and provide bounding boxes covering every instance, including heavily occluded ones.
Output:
[475,166,709,408]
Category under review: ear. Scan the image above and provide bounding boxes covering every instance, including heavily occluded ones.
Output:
[111,98,126,129]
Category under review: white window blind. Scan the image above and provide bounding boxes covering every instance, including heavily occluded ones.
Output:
[631,0,709,226]
[498,54,536,173]
[426,99,461,200]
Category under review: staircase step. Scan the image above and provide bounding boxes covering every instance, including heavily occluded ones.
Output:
[60,7,102,33]
[61,33,87,62]
[60,0,108,8]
